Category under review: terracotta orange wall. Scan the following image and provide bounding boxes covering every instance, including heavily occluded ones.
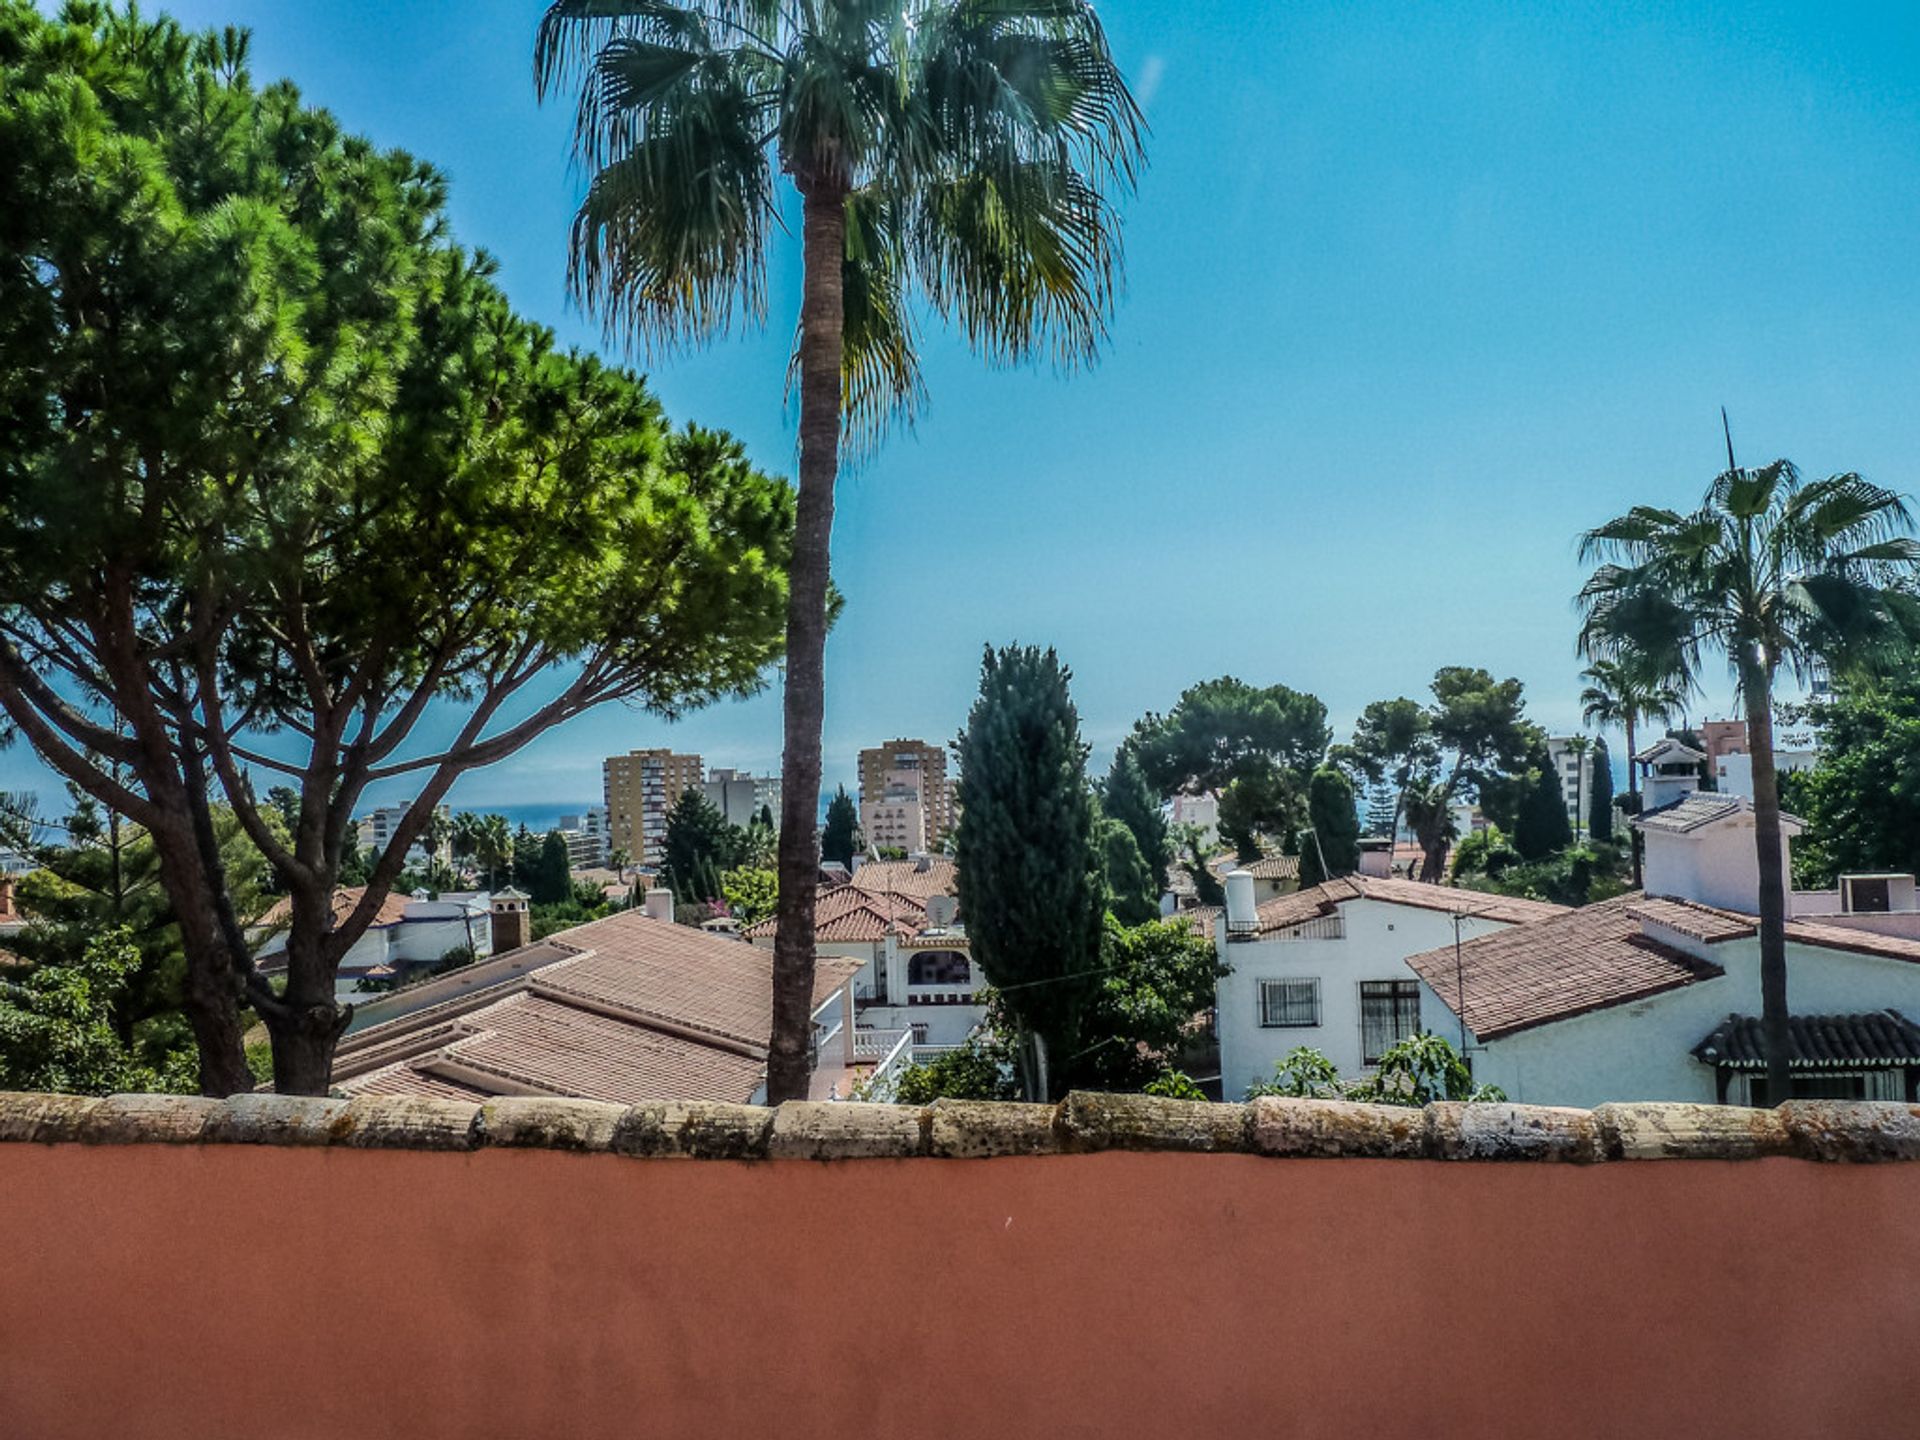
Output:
[3,1147,1916,1439]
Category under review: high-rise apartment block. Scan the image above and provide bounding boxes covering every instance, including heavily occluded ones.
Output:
[858,739,954,852]
[602,749,704,865]
[703,767,783,828]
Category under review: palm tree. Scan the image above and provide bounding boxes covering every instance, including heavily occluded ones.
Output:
[535,0,1143,1101]
[1578,461,1920,1102]
[1579,655,1684,886]
[474,813,514,892]
[1400,782,1457,879]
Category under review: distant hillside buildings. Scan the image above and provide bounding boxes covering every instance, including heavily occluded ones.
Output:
[859,738,954,853]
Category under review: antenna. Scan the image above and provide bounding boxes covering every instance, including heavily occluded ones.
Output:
[1721,406,1737,474]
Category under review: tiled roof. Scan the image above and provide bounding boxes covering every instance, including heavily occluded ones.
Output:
[1692,1010,1920,1070]
[743,860,954,943]
[258,885,411,933]
[1406,894,1724,1041]
[333,909,861,1105]
[1632,897,1920,967]
[1248,875,1564,935]
[1210,854,1301,881]
[1632,792,1804,835]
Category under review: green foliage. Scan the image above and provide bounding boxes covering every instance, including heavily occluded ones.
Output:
[1297,767,1360,886]
[1512,749,1573,860]
[720,866,778,925]
[1141,1069,1206,1101]
[1588,738,1615,842]
[821,786,861,868]
[1449,824,1521,880]
[0,2,797,1089]
[1458,844,1628,908]
[528,831,574,906]
[1246,1045,1345,1100]
[954,645,1105,1098]
[662,788,742,904]
[530,897,611,941]
[1244,1036,1503,1106]
[1095,815,1159,926]
[1069,915,1227,1093]
[1787,668,1920,886]
[0,930,193,1094]
[1101,747,1171,892]
[1129,678,1330,855]
[892,1030,1020,1105]
[1171,823,1225,907]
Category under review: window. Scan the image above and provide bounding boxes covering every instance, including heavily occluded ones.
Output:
[1258,978,1321,1028]
[908,950,971,986]
[1360,980,1422,1064]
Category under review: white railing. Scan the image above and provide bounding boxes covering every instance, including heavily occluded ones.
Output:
[1270,913,1344,942]
[850,1027,914,1100]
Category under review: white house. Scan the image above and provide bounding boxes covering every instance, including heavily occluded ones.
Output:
[1410,785,1920,1108]
[744,856,986,1059]
[1211,870,1564,1098]
[1714,748,1818,800]
[254,887,494,1001]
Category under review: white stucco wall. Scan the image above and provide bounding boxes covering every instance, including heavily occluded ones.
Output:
[1216,899,1512,1099]
[1641,817,1792,915]
[1442,934,1920,1108]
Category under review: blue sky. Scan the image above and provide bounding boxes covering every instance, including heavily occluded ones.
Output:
[10,0,1920,815]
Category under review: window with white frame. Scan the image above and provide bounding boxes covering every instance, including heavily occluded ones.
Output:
[1359,980,1422,1064]
[1258,978,1321,1028]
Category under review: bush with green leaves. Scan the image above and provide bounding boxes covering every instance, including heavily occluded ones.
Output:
[0,930,195,1094]
[892,1033,1019,1105]
[1243,1034,1502,1106]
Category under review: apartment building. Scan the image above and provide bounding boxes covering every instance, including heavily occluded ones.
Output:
[602,749,704,866]
[556,806,611,868]
[859,739,953,850]
[703,768,782,828]
[355,802,450,866]
[1543,736,1594,832]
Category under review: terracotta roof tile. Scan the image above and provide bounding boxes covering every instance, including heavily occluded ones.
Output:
[259,885,410,933]
[1693,1009,1920,1070]
[1631,897,1920,966]
[1407,894,1723,1040]
[1248,875,1564,935]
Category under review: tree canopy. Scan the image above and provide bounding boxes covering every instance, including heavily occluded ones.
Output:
[1128,678,1330,858]
[953,645,1104,1100]
[1100,747,1170,893]
[1786,666,1920,886]
[821,786,861,868]
[1296,766,1360,887]
[0,4,795,1094]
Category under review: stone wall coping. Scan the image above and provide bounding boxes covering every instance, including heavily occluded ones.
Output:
[0,1091,1915,1162]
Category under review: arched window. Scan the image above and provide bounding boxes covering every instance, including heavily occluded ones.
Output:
[908,950,971,987]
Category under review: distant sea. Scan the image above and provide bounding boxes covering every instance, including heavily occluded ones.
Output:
[461,802,598,834]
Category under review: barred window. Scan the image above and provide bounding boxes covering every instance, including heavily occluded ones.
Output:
[1259,978,1321,1028]
[1360,980,1422,1064]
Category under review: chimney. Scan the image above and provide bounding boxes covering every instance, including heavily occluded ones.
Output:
[643,888,675,923]
[490,887,531,955]
[1224,869,1258,940]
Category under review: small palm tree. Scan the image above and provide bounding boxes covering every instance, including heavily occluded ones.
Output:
[1578,461,1920,1100]
[535,0,1144,1102]
[1579,655,1685,885]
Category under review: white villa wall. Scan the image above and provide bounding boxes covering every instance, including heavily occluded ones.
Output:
[1216,899,1511,1099]
[1642,815,1791,915]
[751,932,985,1055]
[1435,936,1920,1109]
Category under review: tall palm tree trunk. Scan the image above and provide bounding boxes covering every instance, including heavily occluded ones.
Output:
[766,183,846,1105]
[1626,714,1641,889]
[1739,658,1791,1105]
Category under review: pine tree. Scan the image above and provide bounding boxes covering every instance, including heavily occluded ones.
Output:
[662,789,740,903]
[820,786,861,868]
[1297,767,1361,886]
[954,645,1105,1100]
[1100,747,1171,893]
[1588,738,1615,843]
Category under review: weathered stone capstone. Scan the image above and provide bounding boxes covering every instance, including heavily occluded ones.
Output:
[0,1089,1915,1161]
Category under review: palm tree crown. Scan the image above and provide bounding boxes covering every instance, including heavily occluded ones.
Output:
[1577,462,1920,695]
[1578,656,1684,749]
[534,0,1144,433]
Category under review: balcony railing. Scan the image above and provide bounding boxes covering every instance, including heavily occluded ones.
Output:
[850,1026,914,1100]
[1269,913,1345,942]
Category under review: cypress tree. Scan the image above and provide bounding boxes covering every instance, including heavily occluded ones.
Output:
[532,831,574,905]
[954,645,1104,1100]
[1513,750,1573,860]
[1097,815,1159,925]
[820,785,860,867]
[1297,766,1361,886]
[1100,746,1171,893]
[1588,738,1615,843]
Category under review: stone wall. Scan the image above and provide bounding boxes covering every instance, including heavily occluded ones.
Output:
[3,1091,1918,1438]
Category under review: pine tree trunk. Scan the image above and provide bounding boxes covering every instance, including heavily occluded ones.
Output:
[146,828,256,1096]
[1738,662,1792,1105]
[765,182,846,1105]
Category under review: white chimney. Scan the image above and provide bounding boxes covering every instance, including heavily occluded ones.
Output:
[643,888,674,923]
[1224,869,1258,940]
